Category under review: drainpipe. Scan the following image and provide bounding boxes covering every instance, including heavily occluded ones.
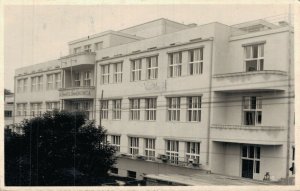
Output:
[285,5,292,184]
[94,58,98,121]
[206,37,214,166]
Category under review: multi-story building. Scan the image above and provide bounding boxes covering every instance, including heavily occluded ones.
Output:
[13,17,294,182]
[4,93,15,132]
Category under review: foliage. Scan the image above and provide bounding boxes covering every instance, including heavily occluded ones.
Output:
[5,110,116,186]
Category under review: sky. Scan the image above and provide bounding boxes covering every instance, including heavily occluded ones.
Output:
[3,3,292,91]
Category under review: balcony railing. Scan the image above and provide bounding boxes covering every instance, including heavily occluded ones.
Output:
[211,124,284,131]
[60,52,95,68]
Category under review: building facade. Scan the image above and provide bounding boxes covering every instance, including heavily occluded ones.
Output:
[4,94,15,132]
[13,18,294,182]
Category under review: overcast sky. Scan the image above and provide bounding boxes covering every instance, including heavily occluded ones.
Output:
[4,3,292,91]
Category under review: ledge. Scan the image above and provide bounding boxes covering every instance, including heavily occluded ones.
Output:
[211,124,285,131]
[213,70,288,78]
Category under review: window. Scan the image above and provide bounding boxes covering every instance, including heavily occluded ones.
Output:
[166,140,179,164]
[84,44,91,52]
[74,47,81,54]
[101,65,110,84]
[186,142,200,164]
[37,76,43,91]
[129,137,139,156]
[127,170,136,179]
[187,96,201,122]
[145,98,156,121]
[189,48,203,75]
[31,77,37,92]
[24,78,28,92]
[167,97,180,121]
[55,73,61,89]
[242,145,260,174]
[47,74,54,90]
[244,44,264,72]
[46,102,60,111]
[169,52,182,77]
[5,110,12,118]
[112,100,121,120]
[100,100,109,120]
[17,78,28,93]
[292,147,295,175]
[111,135,121,152]
[30,103,42,117]
[146,56,158,79]
[17,104,23,116]
[129,99,140,120]
[145,138,155,160]
[131,59,142,81]
[243,96,262,125]
[83,71,91,86]
[95,42,103,51]
[113,63,123,83]
[74,72,81,87]
[110,168,118,174]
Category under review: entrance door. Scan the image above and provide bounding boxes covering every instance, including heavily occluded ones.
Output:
[242,159,253,178]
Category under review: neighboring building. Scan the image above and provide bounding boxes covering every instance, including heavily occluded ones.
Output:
[13,17,294,182]
[4,93,16,132]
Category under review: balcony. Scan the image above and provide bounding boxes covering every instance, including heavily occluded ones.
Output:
[212,70,288,92]
[60,51,96,69]
[210,124,285,145]
[59,86,95,99]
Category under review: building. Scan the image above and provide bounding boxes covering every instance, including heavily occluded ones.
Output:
[4,93,15,132]
[13,17,294,182]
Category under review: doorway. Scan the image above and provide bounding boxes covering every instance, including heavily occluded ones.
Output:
[241,145,260,179]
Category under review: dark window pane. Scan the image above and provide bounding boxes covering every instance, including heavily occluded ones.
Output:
[245,111,255,125]
[251,97,256,109]
[127,170,136,178]
[253,45,258,58]
[249,146,254,158]
[257,111,262,124]
[260,59,264,71]
[255,161,260,173]
[246,60,257,72]
[242,146,248,157]
[256,147,260,159]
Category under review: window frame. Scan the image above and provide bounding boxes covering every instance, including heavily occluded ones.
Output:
[131,59,142,81]
[146,56,158,80]
[168,52,182,78]
[129,137,139,156]
[188,48,204,75]
[83,71,91,86]
[166,140,179,164]
[145,98,157,121]
[111,135,121,152]
[187,96,202,122]
[101,64,110,84]
[145,138,156,161]
[112,99,122,120]
[243,96,262,126]
[185,142,200,164]
[100,100,109,120]
[129,98,141,120]
[244,44,264,72]
[113,62,123,83]
[167,97,181,121]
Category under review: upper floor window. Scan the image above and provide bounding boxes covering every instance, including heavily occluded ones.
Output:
[5,110,12,118]
[187,96,201,122]
[74,47,81,54]
[46,102,60,111]
[17,78,28,93]
[186,142,200,164]
[111,135,121,152]
[113,63,123,83]
[189,48,203,75]
[112,99,122,120]
[31,76,43,92]
[84,44,92,52]
[30,103,42,117]
[95,42,103,51]
[243,96,262,125]
[74,72,81,87]
[244,44,264,72]
[145,98,157,121]
[129,98,140,120]
[146,56,158,79]
[167,97,180,121]
[131,59,142,81]
[83,71,91,86]
[129,137,139,156]
[169,52,182,77]
[17,103,27,116]
[55,73,61,89]
[100,100,109,120]
[47,74,54,90]
[101,65,110,84]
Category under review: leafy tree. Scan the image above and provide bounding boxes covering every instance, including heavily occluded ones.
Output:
[4,88,12,95]
[5,110,116,186]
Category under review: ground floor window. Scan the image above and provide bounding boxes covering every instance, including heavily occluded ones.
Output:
[241,145,260,179]
[129,137,139,156]
[127,170,136,178]
[166,140,179,164]
[110,168,118,174]
[144,138,155,161]
[111,135,121,152]
[186,142,200,164]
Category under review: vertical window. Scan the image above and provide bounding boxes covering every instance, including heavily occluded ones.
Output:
[47,74,54,90]
[37,76,43,91]
[95,42,103,50]
[245,44,264,72]
[17,104,22,116]
[46,102,60,111]
[113,63,123,83]
[129,99,140,120]
[82,101,91,119]
[131,59,142,81]
[243,96,262,125]
[241,145,260,174]
[23,103,27,117]
[111,135,121,152]
[127,171,136,179]
[55,73,61,89]
[83,71,91,86]
[145,138,155,160]
[74,72,81,87]
[189,48,203,75]
[30,103,42,116]
[169,52,182,77]
[74,47,81,54]
[186,142,200,164]
[101,65,110,84]
[100,100,108,120]
[145,98,157,121]
[17,79,23,93]
[129,137,139,156]
[4,111,12,118]
[166,140,179,164]
[112,100,121,120]
[23,78,28,92]
[31,77,37,92]
[187,96,201,122]
[147,56,158,79]
[167,97,180,121]
[84,44,91,52]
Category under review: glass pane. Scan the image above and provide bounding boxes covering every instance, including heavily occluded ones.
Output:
[256,147,260,159]
[251,97,256,109]
[245,46,251,59]
[246,60,257,72]
[253,45,258,58]
[257,111,262,124]
[249,146,254,158]
[255,161,260,173]
[259,44,264,57]
[244,111,255,125]
[260,59,264,71]
[242,146,248,157]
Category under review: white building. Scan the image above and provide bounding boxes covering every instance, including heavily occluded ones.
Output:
[14,17,294,182]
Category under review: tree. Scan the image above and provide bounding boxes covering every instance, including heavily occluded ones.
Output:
[4,88,12,95]
[5,110,116,186]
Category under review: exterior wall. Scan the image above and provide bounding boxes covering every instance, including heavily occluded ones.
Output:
[4,94,14,129]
